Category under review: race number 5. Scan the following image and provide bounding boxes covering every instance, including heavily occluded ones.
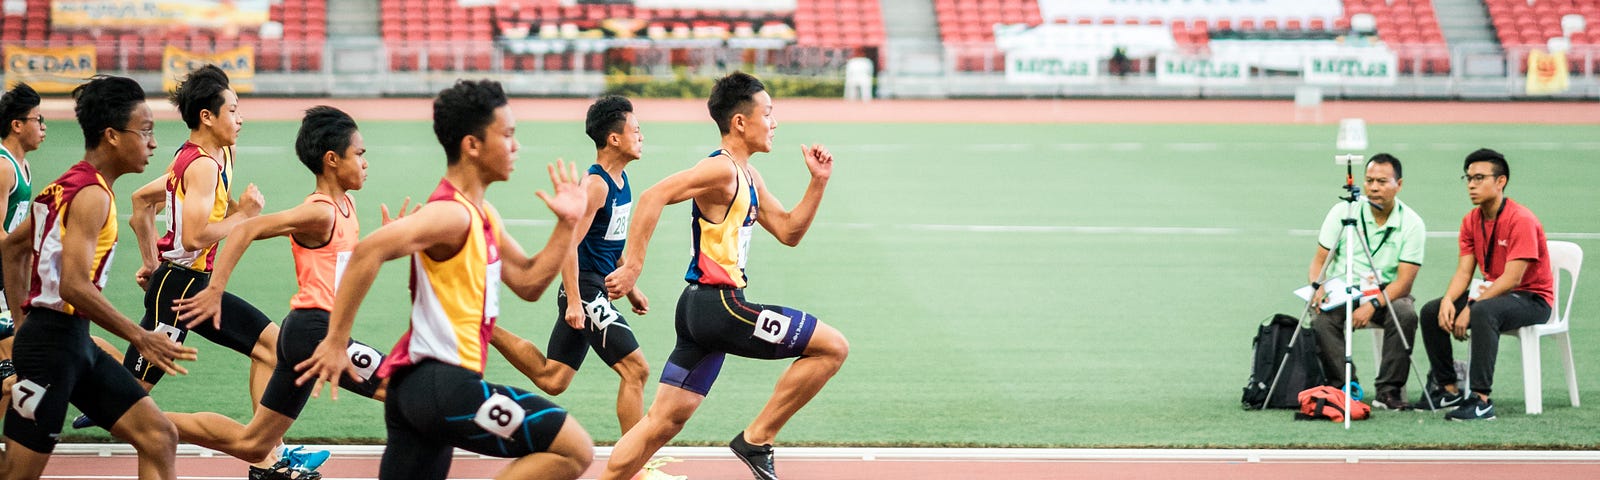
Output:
[474,392,525,439]
[752,310,791,344]
[11,379,46,421]
[346,343,381,381]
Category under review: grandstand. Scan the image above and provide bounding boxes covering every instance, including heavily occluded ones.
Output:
[1,0,1598,98]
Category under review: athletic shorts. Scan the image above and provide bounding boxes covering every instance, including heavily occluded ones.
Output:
[548,271,640,370]
[260,309,385,419]
[378,361,569,480]
[660,284,818,396]
[124,262,273,385]
[4,308,148,453]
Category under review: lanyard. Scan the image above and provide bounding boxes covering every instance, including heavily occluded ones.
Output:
[1359,206,1395,257]
[1480,199,1507,270]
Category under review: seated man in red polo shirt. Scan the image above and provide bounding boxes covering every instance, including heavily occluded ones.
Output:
[1415,148,1553,421]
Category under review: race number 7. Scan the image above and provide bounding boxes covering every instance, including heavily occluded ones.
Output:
[11,379,46,420]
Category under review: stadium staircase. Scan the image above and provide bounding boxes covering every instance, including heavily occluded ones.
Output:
[878,0,950,97]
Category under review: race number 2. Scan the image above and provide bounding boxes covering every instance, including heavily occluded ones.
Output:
[474,392,525,439]
[752,309,791,344]
[11,379,46,420]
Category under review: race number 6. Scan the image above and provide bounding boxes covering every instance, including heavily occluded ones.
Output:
[473,392,525,439]
[347,343,381,381]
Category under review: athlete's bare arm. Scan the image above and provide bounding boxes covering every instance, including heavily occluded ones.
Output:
[557,175,610,328]
[750,144,832,246]
[490,161,586,302]
[175,158,262,252]
[169,200,337,328]
[603,157,736,299]
[0,215,32,322]
[128,175,167,288]
[61,187,197,374]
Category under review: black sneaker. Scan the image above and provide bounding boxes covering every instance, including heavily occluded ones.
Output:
[248,458,323,480]
[1372,390,1411,411]
[729,431,778,480]
[71,414,97,429]
[1413,388,1465,411]
[1445,395,1496,421]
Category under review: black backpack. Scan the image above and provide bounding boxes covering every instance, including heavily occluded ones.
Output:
[1241,313,1327,409]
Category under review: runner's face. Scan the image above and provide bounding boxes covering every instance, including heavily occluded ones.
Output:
[208,89,242,147]
[742,91,776,154]
[117,104,157,174]
[335,131,368,191]
[15,106,46,152]
[478,106,518,182]
[617,112,643,160]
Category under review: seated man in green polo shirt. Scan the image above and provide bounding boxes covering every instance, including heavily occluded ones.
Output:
[1306,153,1426,411]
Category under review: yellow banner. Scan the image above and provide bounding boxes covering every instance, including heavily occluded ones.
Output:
[3,44,97,94]
[52,1,268,29]
[1525,49,1569,95]
[163,46,255,94]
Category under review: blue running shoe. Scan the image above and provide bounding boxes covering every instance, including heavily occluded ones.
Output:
[282,446,331,470]
[71,414,97,429]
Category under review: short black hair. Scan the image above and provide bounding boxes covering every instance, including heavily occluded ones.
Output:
[1464,148,1509,179]
[0,82,41,140]
[585,95,633,149]
[73,75,147,150]
[707,71,765,135]
[1366,153,1402,179]
[432,79,507,164]
[295,106,359,175]
[169,64,231,130]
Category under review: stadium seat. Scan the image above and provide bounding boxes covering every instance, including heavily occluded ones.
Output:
[1502,241,1583,415]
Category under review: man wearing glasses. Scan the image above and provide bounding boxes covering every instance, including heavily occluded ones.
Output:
[1415,148,1553,421]
[0,83,46,338]
[1306,153,1426,412]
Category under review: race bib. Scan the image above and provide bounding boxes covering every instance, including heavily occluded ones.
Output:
[11,379,45,421]
[604,202,631,241]
[154,322,184,343]
[334,251,352,289]
[584,292,621,330]
[484,261,502,318]
[473,392,524,439]
[752,309,791,344]
[1468,278,1492,300]
[346,343,381,381]
[737,225,753,270]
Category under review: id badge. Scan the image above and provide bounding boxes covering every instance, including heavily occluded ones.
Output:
[1468,278,1492,300]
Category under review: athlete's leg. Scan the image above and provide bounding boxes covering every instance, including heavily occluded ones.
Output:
[608,350,648,433]
[599,384,705,480]
[166,409,294,463]
[107,397,180,480]
[492,325,576,395]
[742,321,848,445]
[247,323,279,407]
[1,438,52,480]
[495,416,593,480]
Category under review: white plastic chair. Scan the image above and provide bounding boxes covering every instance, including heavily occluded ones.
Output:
[1506,240,1583,414]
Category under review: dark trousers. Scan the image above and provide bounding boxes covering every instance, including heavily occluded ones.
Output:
[1419,291,1550,396]
[1311,295,1419,396]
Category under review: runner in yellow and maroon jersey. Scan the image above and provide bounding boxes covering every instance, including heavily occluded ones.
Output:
[109,66,278,423]
[1,75,196,480]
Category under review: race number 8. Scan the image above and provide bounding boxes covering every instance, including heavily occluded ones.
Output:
[346,343,381,381]
[473,392,525,439]
[11,379,46,421]
[753,310,791,344]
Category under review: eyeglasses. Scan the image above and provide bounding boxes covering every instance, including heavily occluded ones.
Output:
[116,127,155,140]
[24,115,43,124]
[1460,174,1498,185]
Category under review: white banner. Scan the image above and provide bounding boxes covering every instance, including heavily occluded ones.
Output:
[994,24,1175,59]
[1005,52,1099,84]
[1303,53,1397,86]
[1156,54,1250,85]
[1038,0,1342,22]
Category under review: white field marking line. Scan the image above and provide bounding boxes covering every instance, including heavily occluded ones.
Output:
[51,445,1600,463]
[232,141,1600,157]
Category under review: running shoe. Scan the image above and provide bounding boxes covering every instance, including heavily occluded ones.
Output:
[1445,395,1496,421]
[730,431,777,480]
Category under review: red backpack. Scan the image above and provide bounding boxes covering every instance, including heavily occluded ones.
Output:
[1296,386,1371,422]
